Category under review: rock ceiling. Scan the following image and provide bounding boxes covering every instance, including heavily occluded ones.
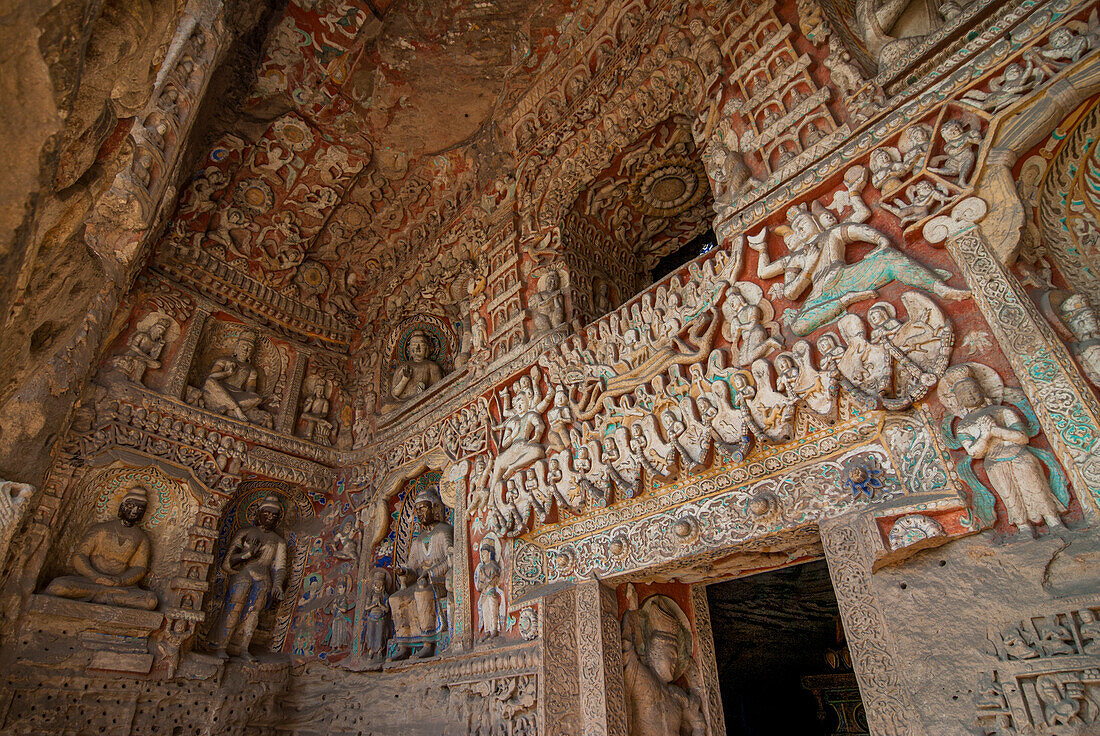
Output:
[156,0,714,347]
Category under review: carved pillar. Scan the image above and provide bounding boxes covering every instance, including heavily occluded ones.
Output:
[540,586,581,736]
[278,350,308,434]
[451,482,472,653]
[820,515,922,736]
[0,460,80,637]
[944,226,1100,519]
[690,584,727,736]
[164,308,209,399]
[575,580,628,736]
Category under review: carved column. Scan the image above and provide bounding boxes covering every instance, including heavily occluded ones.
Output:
[164,308,209,399]
[278,351,308,434]
[945,227,1100,519]
[820,515,922,736]
[540,586,581,736]
[690,584,727,736]
[451,481,472,653]
[575,580,628,736]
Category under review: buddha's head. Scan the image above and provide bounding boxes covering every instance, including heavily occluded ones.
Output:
[118,485,149,527]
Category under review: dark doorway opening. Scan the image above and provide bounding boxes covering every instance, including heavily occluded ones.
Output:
[650,227,717,283]
[706,559,868,735]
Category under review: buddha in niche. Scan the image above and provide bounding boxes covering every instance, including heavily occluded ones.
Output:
[389,330,443,402]
[200,332,266,422]
[44,485,158,610]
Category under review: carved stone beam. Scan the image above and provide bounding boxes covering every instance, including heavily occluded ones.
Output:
[928,201,1100,520]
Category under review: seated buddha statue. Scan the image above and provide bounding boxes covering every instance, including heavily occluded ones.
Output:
[389,330,443,402]
[43,485,158,610]
[199,332,269,424]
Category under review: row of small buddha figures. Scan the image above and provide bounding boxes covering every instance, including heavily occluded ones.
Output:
[41,488,289,661]
[469,291,953,537]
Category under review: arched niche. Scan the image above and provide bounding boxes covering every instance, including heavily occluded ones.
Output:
[202,479,317,654]
[379,313,459,410]
[40,462,199,606]
[350,445,471,658]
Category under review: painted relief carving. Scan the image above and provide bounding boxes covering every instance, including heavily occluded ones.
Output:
[886,513,945,549]
[388,486,453,661]
[926,118,983,185]
[11,0,1100,730]
[448,673,538,735]
[362,567,392,666]
[854,0,958,68]
[528,268,567,338]
[978,605,1100,734]
[109,313,177,385]
[299,375,334,445]
[1040,290,1100,389]
[474,535,505,641]
[324,575,354,653]
[621,586,706,736]
[939,363,1070,534]
[207,495,288,660]
[43,485,158,611]
[187,330,274,427]
[389,329,444,403]
[750,165,969,335]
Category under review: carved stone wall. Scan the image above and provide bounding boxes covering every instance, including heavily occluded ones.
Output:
[823,513,1100,735]
[1,0,1099,733]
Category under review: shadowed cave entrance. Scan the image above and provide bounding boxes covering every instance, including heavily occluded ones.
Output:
[706,559,869,735]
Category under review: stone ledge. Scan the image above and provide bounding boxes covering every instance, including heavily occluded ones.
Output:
[27,594,165,636]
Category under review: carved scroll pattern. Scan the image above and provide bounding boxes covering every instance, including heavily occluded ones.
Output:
[599,582,628,736]
[690,584,727,736]
[575,582,605,734]
[821,518,919,736]
[541,587,580,736]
